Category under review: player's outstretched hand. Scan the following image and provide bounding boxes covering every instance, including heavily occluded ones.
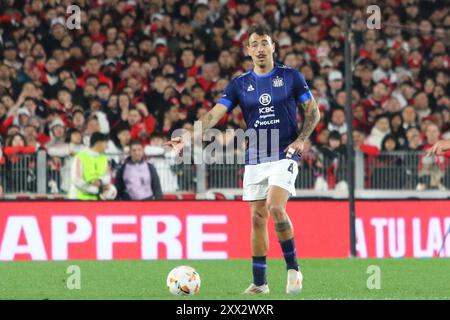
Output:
[164,136,185,156]
[427,140,450,157]
[284,140,305,159]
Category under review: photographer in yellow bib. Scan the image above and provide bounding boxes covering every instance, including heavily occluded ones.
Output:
[69,132,117,200]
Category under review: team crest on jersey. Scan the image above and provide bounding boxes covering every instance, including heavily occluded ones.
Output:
[272,76,284,87]
[247,84,255,92]
[259,93,271,106]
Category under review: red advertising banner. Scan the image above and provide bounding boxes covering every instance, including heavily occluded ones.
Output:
[0,201,349,261]
[0,200,449,260]
[355,201,450,258]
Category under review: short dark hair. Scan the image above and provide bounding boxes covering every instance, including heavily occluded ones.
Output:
[329,130,341,141]
[96,83,110,90]
[374,114,389,123]
[57,87,71,95]
[331,106,345,115]
[90,132,109,147]
[85,74,98,81]
[130,140,143,148]
[7,132,27,147]
[105,41,117,48]
[247,24,272,44]
[128,107,140,114]
[24,97,38,105]
[116,123,131,134]
[180,47,194,56]
[66,128,81,143]
[150,132,164,140]
[192,84,204,91]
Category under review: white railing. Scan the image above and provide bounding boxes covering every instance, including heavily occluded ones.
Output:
[1,150,450,198]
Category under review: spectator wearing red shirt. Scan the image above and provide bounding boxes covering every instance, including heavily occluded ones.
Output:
[23,124,41,150]
[88,18,106,44]
[120,13,136,40]
[65,44,85,76]
[4,132,35,158]
[417,123,448,191]
[127,103,156,144]
[352,104,369,133]
[3,132,36,192]
[28,115,49,147]
[0,100,14,137]
[176,48,199,84]
[77,57,113,90]
[363,82,389,111]
[197,62,219,93]
[318,1,335,34]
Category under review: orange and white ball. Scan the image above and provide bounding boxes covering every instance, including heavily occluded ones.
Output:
[166,266,201,296]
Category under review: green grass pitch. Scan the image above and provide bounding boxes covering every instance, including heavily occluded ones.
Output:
[1,258,450,300]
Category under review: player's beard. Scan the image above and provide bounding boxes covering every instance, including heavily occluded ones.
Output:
[255,57,267,69]
[255,54,271,70]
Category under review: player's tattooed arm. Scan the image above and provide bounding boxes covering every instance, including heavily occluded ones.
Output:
[284,98,320,156]
[284,98,320,158]
[297,98,320,142]
[198,103,228,132]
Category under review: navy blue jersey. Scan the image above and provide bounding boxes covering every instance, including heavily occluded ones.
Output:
[219,64,313,165]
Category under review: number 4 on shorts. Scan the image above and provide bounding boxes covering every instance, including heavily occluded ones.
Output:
[288,163,294,173]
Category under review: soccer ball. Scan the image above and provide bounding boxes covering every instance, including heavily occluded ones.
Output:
[166,266,201,296]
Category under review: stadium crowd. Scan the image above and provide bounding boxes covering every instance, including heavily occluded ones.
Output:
[0,0,449,195]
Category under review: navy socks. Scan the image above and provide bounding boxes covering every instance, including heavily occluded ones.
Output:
[252,239,299,285]
[280,238,299,271]
[252,256,267,286]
